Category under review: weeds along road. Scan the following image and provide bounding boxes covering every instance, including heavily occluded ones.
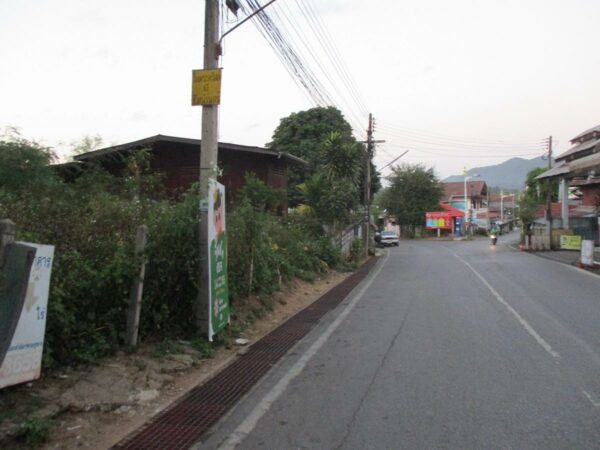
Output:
[197,233,600,450]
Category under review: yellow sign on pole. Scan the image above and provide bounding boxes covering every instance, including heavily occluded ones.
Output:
[192,69,222,106]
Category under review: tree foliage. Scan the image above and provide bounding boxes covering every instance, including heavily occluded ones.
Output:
[268,106,380,208]
[268,106,353,171]
[0,138,57,193]
[522,167,558,204]
[293,131,363,229]
[378,163,444,227]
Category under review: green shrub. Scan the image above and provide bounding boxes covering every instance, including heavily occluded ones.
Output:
[191,337,215,358]
[0,141,348,371]
[17,417,50,449]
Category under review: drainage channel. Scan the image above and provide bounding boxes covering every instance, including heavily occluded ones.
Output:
[112,256,379,450]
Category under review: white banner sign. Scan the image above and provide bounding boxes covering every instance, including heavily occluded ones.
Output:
[0,244,54,389]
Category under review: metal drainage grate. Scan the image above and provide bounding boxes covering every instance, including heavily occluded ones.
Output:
[113,257,378,450]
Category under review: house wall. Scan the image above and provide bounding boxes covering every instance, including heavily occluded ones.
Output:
[150,142,289,210]
[79,141,290,211]
[581,185,600,207]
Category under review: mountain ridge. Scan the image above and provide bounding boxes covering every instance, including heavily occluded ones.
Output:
[443,156,547,190]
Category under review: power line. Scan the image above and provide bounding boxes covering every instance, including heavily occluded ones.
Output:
[381,142,544,158]
[235,0,369,139]
[377,121,546,148]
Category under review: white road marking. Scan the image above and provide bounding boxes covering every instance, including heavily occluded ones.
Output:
[216,252,391,450]
[453,253,561,359]
[582,390,600,407]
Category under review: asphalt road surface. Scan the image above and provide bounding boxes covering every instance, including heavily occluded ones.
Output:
[197,232,600,449]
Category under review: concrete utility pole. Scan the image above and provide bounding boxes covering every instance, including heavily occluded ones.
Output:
[363,114,373,257]
[197,0,220,330]
[545,136,553,249]
[362,114,385,257]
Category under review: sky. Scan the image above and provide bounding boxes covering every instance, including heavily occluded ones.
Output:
[1,0,599,179]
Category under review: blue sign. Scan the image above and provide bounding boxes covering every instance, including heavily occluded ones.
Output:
[454,217,462,236]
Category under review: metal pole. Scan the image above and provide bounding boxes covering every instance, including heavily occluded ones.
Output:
[197,0,220,331]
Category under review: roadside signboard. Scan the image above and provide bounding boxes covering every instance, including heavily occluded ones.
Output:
[425,211,453,230]
[192,69,222,106]
[0,244,54,389]
[560,234,582,250]
[454,217,462,236]
[208,180,230,341]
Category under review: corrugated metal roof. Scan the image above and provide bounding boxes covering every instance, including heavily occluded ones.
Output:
[568,151,600,175]
[443,180,487,199]
[570,176,600,187]
[555,136,600,162]
[73,134,307,166]
[439,202,465,217]
[571,124,600,142]
[535,161,570,180]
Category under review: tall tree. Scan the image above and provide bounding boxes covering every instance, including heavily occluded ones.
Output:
[522,167,558,204]
[378,163,444,232]
[268,106,380,206]
[295,132,362,230]
[268,106,353,172]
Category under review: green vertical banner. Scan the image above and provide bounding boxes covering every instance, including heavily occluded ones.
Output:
[208,179,230,341]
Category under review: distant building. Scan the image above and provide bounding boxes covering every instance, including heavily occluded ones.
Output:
[536,124,600,243]
[442,180,488,228]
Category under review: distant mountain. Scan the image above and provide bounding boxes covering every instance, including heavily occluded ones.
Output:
[443,157,548,190]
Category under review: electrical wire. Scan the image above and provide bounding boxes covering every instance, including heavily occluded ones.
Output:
[223,1,549,162]
[234,0,370,139]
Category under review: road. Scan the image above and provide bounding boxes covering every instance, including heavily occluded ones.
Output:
[197,232,600,449]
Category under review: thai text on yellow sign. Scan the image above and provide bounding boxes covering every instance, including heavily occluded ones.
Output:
[560,234,581,250]
[192,69,222,106]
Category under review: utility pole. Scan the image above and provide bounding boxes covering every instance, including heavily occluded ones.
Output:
[545,136,553,249]
[363,114,373,257]
[197,0,220,331]
[362,115,385,257]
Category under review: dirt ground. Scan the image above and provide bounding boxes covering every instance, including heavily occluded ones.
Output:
[0,270,351,450]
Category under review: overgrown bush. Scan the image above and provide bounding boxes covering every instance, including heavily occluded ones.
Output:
[227,181,340,299]
[0,139,345,370]
[141,187,200,337]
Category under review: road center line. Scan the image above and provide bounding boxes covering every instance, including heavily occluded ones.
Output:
[582,390,600,407]
[453,252,560,359]
[215,251,391,450]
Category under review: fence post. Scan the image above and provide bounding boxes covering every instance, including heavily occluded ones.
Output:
[0,219,16,268]
[126,225,147,347]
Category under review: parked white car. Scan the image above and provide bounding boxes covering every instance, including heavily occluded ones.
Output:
[379,230,399,247]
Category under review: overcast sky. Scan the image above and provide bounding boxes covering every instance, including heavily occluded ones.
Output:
[1,0,599,179]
